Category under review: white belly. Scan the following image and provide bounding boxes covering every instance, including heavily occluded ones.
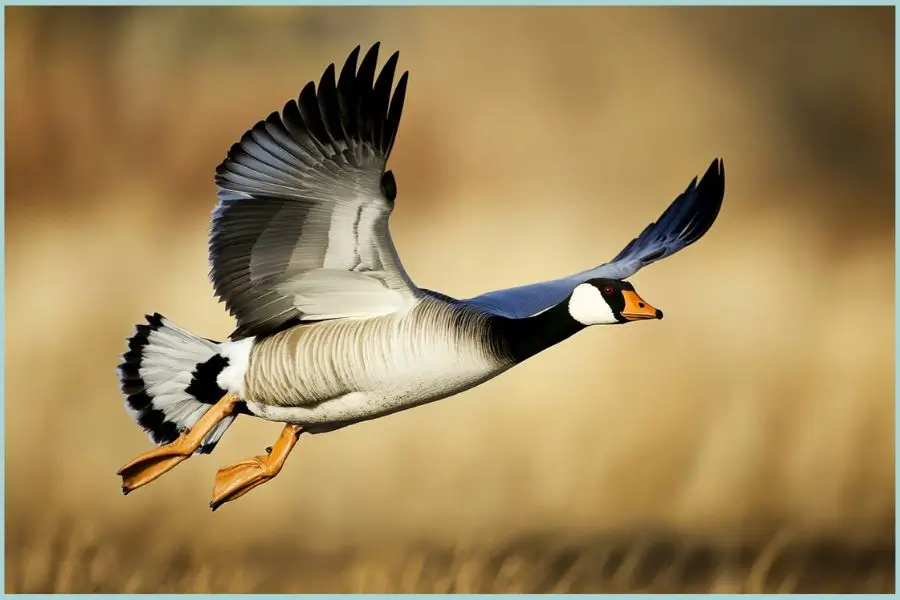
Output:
[245,363,509,431]
[238,299,510,430]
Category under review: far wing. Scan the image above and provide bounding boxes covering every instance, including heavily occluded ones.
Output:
[461,158,725,319]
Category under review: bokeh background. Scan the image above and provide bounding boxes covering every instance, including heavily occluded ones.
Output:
[5,5,895,593]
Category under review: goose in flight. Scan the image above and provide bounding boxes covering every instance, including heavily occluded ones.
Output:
[117,43,725,510]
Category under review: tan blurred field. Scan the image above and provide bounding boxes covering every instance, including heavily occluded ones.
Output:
[5,5,895,593]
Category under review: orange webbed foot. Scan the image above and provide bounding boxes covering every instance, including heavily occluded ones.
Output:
[117,394,239,495]
[118,435,193,494]
[208,424,302,511]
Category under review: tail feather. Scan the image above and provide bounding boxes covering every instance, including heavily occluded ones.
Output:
[118,313,237,454]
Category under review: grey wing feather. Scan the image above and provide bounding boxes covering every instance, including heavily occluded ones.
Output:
[210,43,419,339]
[461,159,726,318]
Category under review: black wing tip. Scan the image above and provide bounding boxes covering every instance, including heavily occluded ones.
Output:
[703,157,725,188]
[687,158,723,189]
[698,156,726,203]
[584,158,727,272]
[214,43,406,183]
[364,41,381,58]
[295,42,404,144]
[321,62,337,84]
[380,50,400,74]
[683,157,726,242]
[386,49,401,68]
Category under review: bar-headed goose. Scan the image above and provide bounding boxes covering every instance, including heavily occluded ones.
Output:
[118,43,725,510]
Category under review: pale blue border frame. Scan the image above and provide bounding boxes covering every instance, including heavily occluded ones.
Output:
[2,0,898,5]
[1,1,896,597]
[1,4,5,594]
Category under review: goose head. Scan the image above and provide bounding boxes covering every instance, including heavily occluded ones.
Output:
[485,278,665,364]
[567,278,663,326]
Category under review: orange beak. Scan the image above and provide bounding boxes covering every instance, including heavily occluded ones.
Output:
[621,290,664,321]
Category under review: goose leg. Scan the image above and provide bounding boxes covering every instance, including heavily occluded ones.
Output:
[209,424,303,511]
[118,393,240,494]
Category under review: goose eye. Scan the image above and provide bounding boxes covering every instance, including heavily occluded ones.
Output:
[602,285,615,295]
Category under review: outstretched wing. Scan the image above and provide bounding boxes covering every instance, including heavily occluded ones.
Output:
[461,158,725,318]
[210,43,421,339]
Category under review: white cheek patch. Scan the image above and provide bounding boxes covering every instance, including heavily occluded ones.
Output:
[568,284,618,326]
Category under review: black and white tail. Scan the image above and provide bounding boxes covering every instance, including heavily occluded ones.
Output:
[118,313,237,454]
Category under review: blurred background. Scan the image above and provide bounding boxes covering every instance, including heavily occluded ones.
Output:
[5,5,895,593]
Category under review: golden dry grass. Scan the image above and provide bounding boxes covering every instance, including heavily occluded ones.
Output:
[7,516,894,593]
[5,6,895,593]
